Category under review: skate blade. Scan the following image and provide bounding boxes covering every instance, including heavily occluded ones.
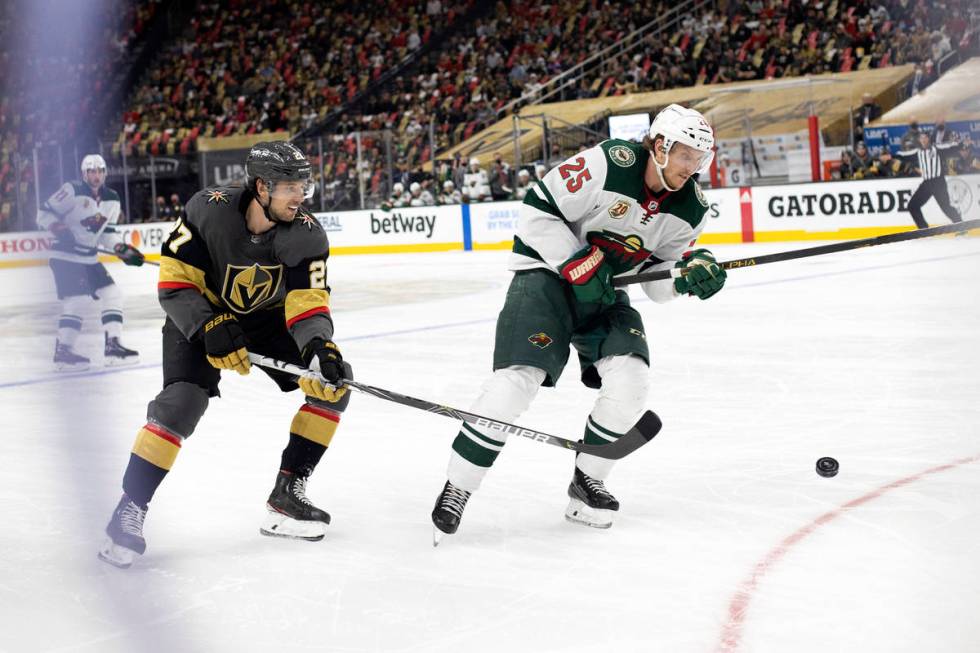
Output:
[432,525,447,547]
[55,361,90,372]
[98,539,139,568]
[104,356,140,367]
[564,498,614,529]
[260,511,327,541]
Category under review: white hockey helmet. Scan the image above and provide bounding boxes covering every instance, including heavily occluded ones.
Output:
[468,156,481,168]
[409,181,421,194]
[648,104,714,172]
[442,180,455,191]
[393,182,405,194]
[81,154,107,173]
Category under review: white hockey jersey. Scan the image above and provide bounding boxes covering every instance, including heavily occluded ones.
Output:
[37,181,123,263]
[461,169,491,201]
[515,139,710,303]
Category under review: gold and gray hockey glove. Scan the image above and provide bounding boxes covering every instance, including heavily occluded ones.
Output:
[202,313,250,375]
[300,339,348,402]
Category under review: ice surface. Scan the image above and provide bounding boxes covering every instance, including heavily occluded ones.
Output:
[1,238,978,653]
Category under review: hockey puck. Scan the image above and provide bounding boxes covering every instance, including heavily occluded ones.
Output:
[816,457,839,478]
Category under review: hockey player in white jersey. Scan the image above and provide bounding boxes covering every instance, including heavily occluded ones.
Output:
[37,154,145,371]
[430,104,727,543]
[407,181,435,207]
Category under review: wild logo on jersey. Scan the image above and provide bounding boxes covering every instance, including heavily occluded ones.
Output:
[80,213,108,233]
[221,263,283,313]
[587,230,651,273]
[528,332,553,349]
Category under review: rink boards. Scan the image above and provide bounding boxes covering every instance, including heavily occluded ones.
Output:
[2,174,977,267]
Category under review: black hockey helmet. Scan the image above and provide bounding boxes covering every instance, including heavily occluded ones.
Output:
[245,141,314,198]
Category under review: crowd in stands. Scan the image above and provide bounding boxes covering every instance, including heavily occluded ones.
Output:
[115,0,473,157]
[342,0,979,201]
[379,152,552,209]
[2,0,979,227]
[0,0,160,231]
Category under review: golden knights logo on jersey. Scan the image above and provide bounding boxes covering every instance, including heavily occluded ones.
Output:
[221,263,283,313]
[587,230,651,273]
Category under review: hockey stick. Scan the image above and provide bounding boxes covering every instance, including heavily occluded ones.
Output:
[248,353,662,460]
[613,219,980,286]
[97,247,160,266]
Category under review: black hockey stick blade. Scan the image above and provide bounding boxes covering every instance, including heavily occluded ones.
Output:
[248,353,662,460]
[613,219,980,286]
[96,247,160,266]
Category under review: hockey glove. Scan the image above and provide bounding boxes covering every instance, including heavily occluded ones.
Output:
[560,245,616,305]
[300,339,348,402]
[49,221,76,247]
[673,249,727,300]
[202,313,250,375]
[113,243,145,266]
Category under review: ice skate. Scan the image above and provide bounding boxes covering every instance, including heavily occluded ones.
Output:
[565,468,619,529]
[98,494,147,569]
[54,340,90,372]
[260,469,330,541]
[431,480,471,546]
[104,334,139,366]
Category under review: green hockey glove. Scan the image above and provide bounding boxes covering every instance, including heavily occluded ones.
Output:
[560,245,616,305]
[113,243,145,266]
[673,248,726,300]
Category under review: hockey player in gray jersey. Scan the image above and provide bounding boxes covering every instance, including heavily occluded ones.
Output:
[37,154,144,370]
[98,141,353,568]
[431,104,727,542]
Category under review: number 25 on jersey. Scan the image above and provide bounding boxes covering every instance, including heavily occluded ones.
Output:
[558,157,592,193]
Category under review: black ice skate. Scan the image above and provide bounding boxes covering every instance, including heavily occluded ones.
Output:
[565,467,619,529]
[431,480,471,546]
[104,334,140,366]
[260,469,331,541]
[98,494,148,569]
[54,340,90,372]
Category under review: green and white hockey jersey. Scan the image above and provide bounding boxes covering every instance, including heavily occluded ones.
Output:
[36,181,123,264]
[515,139,710,303]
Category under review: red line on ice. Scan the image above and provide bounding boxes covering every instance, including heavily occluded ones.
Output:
[717,453,980,652]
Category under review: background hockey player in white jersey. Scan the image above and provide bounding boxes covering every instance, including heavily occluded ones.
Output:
[513,168,533,200]
[461,157,491,203]
[36,154,145,371]
[407,181,435,207]
[430,104,727,543]
[381,182,410,210]
[437,180,462,205]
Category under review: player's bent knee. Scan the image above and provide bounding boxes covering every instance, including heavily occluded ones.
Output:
[593,355,650,426]
[62,295,91,320]
[95,282,122,304]
[307,390,350,414]
[147,381,210,438]
[479,366,546,417]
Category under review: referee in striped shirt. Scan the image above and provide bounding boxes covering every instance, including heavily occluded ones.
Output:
[896,131,962,229]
